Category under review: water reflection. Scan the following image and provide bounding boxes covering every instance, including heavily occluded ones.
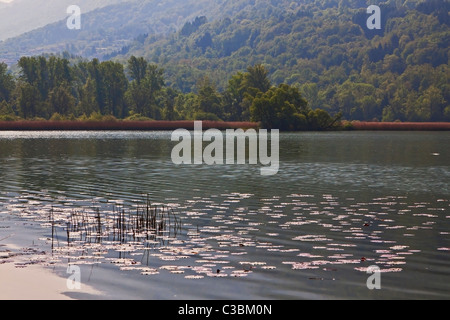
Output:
[0,131,449,299]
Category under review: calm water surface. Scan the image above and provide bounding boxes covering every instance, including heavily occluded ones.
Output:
[0,131,449,299]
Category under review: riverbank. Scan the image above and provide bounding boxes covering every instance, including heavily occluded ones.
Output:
[347,121,450,131]
[0,120,449,131]
[0,261,72,300]
[0,249,102,300]
[0,120,259,131]
[0,218,103,300]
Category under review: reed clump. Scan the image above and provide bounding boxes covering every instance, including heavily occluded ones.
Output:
[50,197,181,246]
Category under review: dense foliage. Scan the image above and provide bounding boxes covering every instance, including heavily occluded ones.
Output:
[115,0,448,122]
[0,56,339,130]
[0,0,449,123]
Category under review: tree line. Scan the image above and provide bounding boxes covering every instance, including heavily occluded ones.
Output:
[0,56,340,131]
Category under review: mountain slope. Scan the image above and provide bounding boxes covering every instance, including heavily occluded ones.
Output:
[0,0,128,41]
[0,0,231,65]
[111,0,448,122]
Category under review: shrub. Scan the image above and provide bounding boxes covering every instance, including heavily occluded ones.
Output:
[0,101,16,121]
[308,109,333,130]
[76,114,89,121]
[50,113,65,121]
[342,121,355,130]
[444,106,450,121]
[124,112,154,121]
[101,114,118,122]
[291,113,308,131]
[32,117,47,121]
[0,114,16,121]
[193,111,222,121]
[88,112,103,121]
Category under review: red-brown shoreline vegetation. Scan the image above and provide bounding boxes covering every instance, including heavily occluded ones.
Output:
[0,120,259,131]
[347,121,450,131]
[0,120,449,131]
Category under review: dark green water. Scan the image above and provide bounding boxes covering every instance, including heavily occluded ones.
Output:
[0,131,449,299]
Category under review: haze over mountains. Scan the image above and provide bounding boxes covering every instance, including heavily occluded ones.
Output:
[2,1,446,64]
[0,0,224,65]
[0,0,129,42]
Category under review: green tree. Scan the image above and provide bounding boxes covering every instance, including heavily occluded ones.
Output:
[77,77,100,116]
[300,83,321,110]
[195,77,223,119]
[48,82,75,116]
[382,106,396,122]
[17,56,76,119]
[223,72,249,121]
[0,100,16,121]
[18,57,40,86]
[444,106,450,121]
[100,61,128,118]
[17,82,41,119]
[159,87,180,120]
[174,93,198,120]
[125,58,164,119]
[307,109,341,131]
[243,64,272,97]
[127,56,148,84]
[422,86,446,121]
[0,62,15,102]
[47,56,72,90]
[250,83,309,130]
[87,58,107,116]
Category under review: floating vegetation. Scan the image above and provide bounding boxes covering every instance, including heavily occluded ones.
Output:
[261,266,277,270]
[185,275,204,280]
[239,261,267,266]
[293,235,330,242]
[355,267,403,273]
[1,191,448,284]
[141,269,159,276]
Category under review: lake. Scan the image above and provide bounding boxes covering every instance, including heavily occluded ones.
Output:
[0,130,449,299]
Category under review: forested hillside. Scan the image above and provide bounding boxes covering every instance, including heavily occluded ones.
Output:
[116,0,449,122]
[0,0,449,122]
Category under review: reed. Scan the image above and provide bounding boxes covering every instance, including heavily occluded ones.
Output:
[50,197,181,248]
